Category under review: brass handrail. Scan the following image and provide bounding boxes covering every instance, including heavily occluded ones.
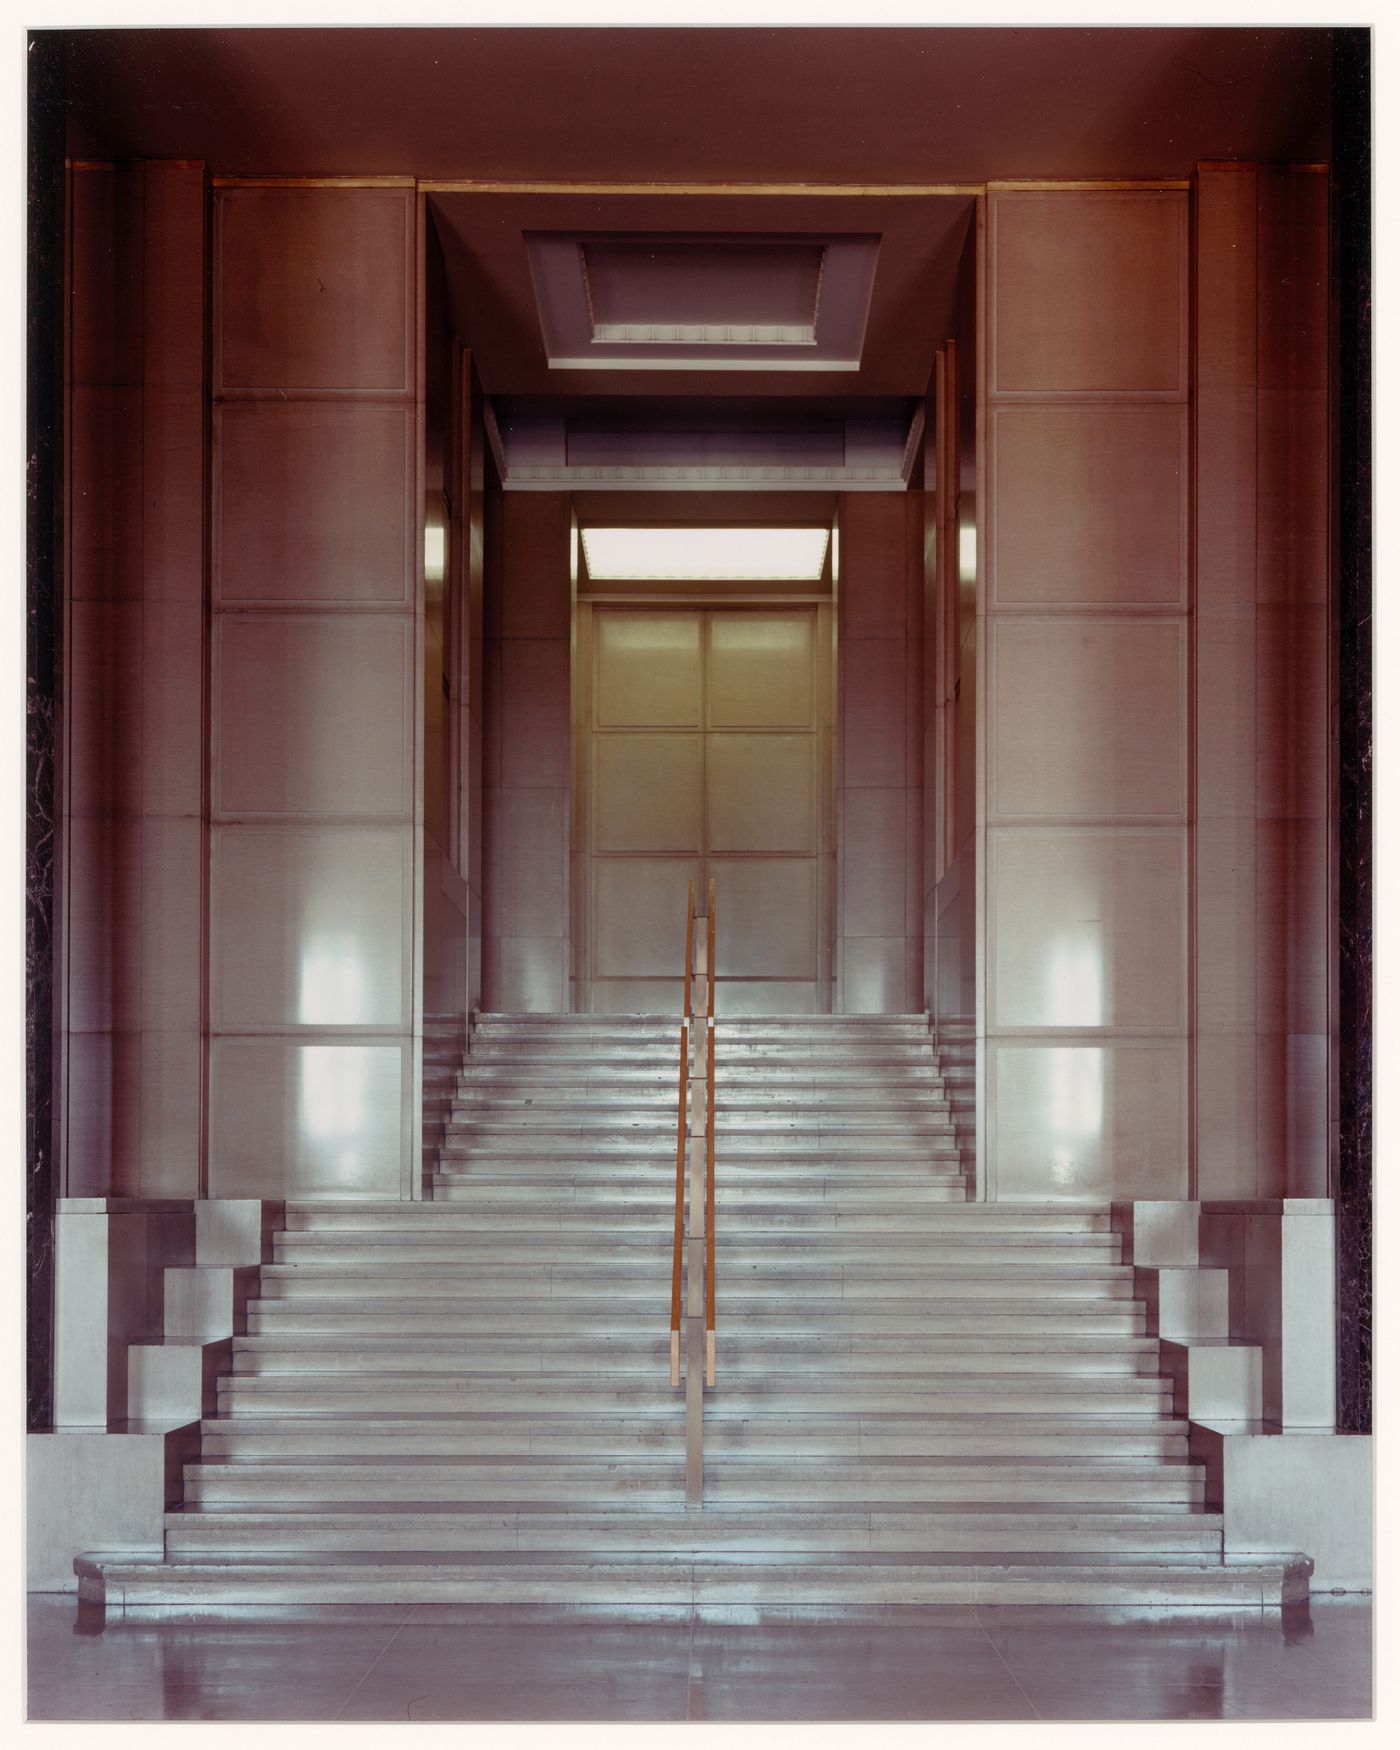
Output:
[670,882,696,1387]
[670,879,719,1391]
[705,1004,716,1386]
[669,1020,688,1387]
[682,878,696,1018]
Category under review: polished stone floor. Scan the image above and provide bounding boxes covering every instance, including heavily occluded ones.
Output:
[25,1594,1372,1722]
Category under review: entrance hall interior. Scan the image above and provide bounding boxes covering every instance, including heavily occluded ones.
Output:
[24,23,1372,1723]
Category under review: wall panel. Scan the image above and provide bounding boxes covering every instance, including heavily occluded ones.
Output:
[990,190,1188,395]
[62,163,207,1197]
[208,183,420,1198]
[837,492,923,1012]
[482,493,572,1012]
[215,403,415,606]
[215,186,414,395]
[984,187,1189,1200]
[214,616,413,817]
[989,405,1188,607]
[1194,164,1332,1200]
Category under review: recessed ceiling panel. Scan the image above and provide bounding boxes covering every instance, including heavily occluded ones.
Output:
[582,237,825,340]
[526,231,879,371]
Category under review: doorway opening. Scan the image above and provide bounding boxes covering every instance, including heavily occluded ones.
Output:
[571,519,837,1015]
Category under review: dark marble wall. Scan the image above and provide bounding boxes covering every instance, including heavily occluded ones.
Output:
[27,33,65,1433]
[1333,29,1372,1436]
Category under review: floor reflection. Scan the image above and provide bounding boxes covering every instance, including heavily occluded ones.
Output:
[28,1595,1372,1723]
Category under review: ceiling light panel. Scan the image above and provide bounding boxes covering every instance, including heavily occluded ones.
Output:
[581,526,831,582]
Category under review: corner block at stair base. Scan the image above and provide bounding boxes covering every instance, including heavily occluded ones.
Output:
[54,1201,196,1425]
[128,1339,234,1423]
[162,1267,261,1339]
[1189,1426,1372,1591]
[1136,1266,1230,1343]
[1199,1200,1338,1427]
[54,1199,281,1426]
[27,1425,198,1592]
[1160,1339,1263,1423]
[196,1199,285,1266]
[1113,1199,1199,1267]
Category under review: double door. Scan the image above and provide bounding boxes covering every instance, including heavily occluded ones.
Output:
[576,604,833,1014]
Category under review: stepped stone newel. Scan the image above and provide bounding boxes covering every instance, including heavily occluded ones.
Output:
[34,1198,279,1593]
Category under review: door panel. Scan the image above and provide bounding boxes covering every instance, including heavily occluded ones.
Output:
[708,611,814,726]
[594,734,703,852]
[593,854,704,979]
[710,857,817,980]
[595,611,701,726]
[707,733,814,854]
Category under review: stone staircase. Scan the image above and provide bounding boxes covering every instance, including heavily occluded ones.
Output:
[77,1015,1309,1609]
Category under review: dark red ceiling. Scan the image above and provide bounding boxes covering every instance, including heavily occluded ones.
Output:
[58,27,1331,183]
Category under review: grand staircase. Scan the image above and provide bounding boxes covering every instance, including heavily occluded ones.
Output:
[78,1015,1309,1609]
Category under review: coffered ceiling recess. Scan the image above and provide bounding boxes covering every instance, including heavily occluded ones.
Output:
[525,232,880,371]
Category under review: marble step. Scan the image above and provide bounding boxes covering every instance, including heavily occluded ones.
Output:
[280,1198,1106,1223]
[164,1502,1224,1558]
[456,1068,948,1090]
[437,1138,959,1161]
[218,1375,1174,1415]
[272,1231,1122,1263]
[252,1267,1136,1299]
[179,1456,1203,1507]
[77,1552,1309,1609]
[228,1339,1162,1378]
[422,1191,973,1215]
[198,1413,1190,1461]
[246,1304,1148,1338]
[424,1181,969,1209]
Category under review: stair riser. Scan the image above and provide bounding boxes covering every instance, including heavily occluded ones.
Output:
[166,1510,1222,1558]
[245,1312,1148,1339]
[182,1469,1202,1507]
[84,1566,1300,1609]
[204,1432,1190,1460]
[252,1278,1138,1302]
[282,1206,1112,1231]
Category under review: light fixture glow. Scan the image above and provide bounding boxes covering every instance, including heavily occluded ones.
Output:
[581,526,830,582]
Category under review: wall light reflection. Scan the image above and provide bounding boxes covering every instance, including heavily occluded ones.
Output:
[298,937,368,1026]
[298,1045,366,1154]
[1048,1048,1104,1188]
[1046,932,1104,1027]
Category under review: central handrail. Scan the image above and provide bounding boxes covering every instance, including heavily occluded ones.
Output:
[669,879,718,1396]
[669,1019,688,1386]
[669,881,696,1387]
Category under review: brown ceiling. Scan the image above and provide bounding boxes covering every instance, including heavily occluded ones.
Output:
[55,26,1332,406]
[59,27,1331,182]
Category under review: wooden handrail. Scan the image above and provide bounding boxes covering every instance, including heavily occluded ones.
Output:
[669,1019,688,1387]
